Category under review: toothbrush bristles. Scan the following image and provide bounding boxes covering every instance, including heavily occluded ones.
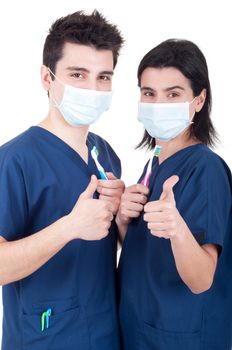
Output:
[92,146,99,157]
[154,145,162,157]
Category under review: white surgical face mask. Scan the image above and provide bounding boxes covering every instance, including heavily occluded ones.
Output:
[48,69,113,127]
[137,98,197,141]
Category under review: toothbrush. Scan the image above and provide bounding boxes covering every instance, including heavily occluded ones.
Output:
[91,146,108,180]
[141,145,162,187]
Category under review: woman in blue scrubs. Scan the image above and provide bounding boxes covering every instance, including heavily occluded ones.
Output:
[0,11,124,350]
[117,39,232,350]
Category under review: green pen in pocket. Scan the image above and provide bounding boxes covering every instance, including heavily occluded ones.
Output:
[41,308,52,332]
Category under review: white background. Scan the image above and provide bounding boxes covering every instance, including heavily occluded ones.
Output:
[0,0,231,342]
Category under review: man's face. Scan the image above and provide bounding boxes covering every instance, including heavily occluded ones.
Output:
[48,42,114,104]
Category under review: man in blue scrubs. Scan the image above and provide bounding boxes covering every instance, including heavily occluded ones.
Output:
[0,11,124,350]
[117,39,232,349]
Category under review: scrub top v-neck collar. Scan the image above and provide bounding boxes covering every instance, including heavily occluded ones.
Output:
[157,143,205,168]
[28,126,99,178]
[142,143,206,193]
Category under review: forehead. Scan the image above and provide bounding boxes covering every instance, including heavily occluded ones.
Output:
[57,42,114,72]
[141,67,192,90]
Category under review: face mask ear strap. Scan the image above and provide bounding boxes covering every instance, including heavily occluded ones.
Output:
[47,68,65,108]
[189,96,199,122]
[189,96,198,104]
[49,92,59,108]
[47,68,64,86]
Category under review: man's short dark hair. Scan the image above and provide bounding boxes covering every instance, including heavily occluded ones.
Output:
[43,10,124,74]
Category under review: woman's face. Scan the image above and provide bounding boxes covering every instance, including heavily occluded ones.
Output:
[140,67,200,119]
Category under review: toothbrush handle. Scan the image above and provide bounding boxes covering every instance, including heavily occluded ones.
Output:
[99,170,108,180]
[141,172,151,187]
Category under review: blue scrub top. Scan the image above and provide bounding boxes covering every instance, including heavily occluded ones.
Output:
[118,144,232,350]
[0,126,121,350]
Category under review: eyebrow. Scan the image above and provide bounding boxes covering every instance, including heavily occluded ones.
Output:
[140,87,154,92]
[66,66,114,75]
[164,85,185,91]
[140,85,185,92]
[100,71,114,76]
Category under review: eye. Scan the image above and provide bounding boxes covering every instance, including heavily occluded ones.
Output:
[167,91,180,98]
[99,75,111,81]
[142,91,154,97]
[70,72,84,79]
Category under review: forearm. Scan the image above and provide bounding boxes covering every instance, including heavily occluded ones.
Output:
[115,215,128,244]
[0,215,72,285]
[170,220,218,294]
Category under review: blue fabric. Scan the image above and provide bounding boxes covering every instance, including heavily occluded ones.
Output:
[0,126,121,350]
[118,144,232,350]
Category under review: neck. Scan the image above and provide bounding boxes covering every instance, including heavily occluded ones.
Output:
[157,133,200,164]
[38,109,89,155]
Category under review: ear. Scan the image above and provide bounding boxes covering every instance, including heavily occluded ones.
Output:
[195,88,207,113]
[40,65,52,91]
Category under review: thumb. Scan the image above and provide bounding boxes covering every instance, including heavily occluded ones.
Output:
[80,175,98,199]
[160,175,179,202]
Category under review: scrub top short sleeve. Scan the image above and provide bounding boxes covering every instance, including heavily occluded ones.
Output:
[0,152,28,241]
[176,152,231,249]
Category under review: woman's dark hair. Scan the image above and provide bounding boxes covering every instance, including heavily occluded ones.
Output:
[137,39,218,149]
[43,10,124,75]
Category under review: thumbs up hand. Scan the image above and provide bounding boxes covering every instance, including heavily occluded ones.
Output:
[144,175,182,239]
[68,175,114,241]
